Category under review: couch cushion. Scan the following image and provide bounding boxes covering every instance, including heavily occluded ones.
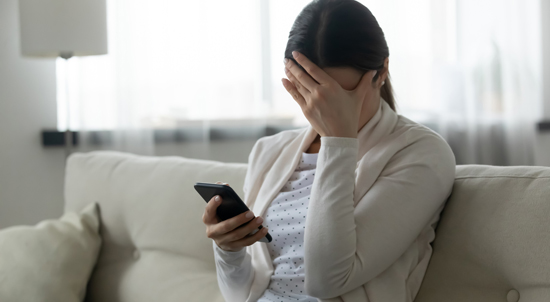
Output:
[0,203,101,302]
[64,151,247,302]
[415,165,550,302]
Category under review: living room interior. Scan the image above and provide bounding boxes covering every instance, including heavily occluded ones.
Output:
[1,0,550,301]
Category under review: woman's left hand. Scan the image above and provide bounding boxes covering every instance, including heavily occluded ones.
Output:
[282,51,378,138]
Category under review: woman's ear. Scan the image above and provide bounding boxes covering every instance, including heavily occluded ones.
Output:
[379,57,390,88]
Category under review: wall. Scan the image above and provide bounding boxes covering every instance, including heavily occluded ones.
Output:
[543,0,550,119]
[1,0,550,230]
[0,0,257,230]
[535,0,550,166]
[0,0,66,229]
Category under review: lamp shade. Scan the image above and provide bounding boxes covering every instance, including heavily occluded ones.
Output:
[19,0,108,57]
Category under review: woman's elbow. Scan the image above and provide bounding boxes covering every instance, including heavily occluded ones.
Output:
[305,278,349,300]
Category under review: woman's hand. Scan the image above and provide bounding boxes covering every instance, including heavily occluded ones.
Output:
[202,181,268,252]
[281,51,378,138]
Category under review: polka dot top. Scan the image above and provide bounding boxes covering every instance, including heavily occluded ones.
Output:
[256,151,319,302]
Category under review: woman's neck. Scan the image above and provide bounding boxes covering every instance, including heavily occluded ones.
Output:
[305,134,321,154]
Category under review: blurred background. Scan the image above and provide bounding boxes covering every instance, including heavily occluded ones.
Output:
[1,0,549,229]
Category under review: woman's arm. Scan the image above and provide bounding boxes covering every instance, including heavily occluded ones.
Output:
[211,139,265,302]
[304,133,456,299]
[212,240,254,302]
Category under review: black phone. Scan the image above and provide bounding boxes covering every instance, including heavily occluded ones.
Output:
[194,182,272,243]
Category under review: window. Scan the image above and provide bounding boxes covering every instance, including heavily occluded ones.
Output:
[57,0,308,131]
[58,0,540,137]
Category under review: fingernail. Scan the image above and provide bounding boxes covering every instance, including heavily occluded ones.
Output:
[246,211,254,218]
[256,217,264,224]
[284,58,288,64]
[215,195,221,202]
[292,51,299,58]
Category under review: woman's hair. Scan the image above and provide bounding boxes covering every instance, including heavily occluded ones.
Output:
[284,0,396,111]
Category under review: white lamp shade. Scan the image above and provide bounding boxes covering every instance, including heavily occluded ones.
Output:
[19,0,108,57]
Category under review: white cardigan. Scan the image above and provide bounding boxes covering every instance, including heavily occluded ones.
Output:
[214,98,456,302]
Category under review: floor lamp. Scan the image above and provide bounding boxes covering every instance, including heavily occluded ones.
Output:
[19,0,108,158]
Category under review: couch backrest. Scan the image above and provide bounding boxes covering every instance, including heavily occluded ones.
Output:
[415,165,550,302]
[65,151,247,302]
[66,151,550,302]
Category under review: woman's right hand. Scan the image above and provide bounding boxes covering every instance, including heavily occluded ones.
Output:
[202,182,269,253]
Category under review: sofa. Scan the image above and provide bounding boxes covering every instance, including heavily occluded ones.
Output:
[63,151,550,302]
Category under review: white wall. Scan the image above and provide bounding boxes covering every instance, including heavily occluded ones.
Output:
[0,0,66,229]
[543,0,550,119]
[1,0,550,230]
[0,0,257,230]
[535,0,550,166]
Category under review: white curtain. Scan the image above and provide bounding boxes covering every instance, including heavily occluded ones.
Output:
[58,0,274,156]
[60,0,543,165]
[361,0,543,165]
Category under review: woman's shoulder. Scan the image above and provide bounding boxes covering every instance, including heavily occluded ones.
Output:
[394,115,454,155]
[243,126,308,195]
[256,126,307,146]
[247,126,308,166]
[251,126,307,155]
[387,114,457,176]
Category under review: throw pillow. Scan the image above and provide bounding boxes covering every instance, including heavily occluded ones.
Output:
[0,203,102,302]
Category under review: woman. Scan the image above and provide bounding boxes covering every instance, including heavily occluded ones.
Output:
[202,0,456,301]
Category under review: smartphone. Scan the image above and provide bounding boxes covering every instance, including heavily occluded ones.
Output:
[194,182,272,243]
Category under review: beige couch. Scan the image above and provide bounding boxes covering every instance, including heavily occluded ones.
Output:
[65,151,550,302]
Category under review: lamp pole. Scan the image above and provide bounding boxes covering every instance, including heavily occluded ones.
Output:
[60,51,73,158]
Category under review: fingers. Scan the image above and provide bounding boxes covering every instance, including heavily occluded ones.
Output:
[208,209,255,238]
[284,57,317,92]
[218,215,264,246]
[215,224,269,252]
[215,181,230,187]
[229,226,269,249]
[285,67,310,97]
[281,78,307,108]
[202,194,222,225]
[290,51,334,87]
[203,182,230,224]
[204,180,267,250]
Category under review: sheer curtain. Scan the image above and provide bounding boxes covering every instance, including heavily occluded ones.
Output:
[58,0,273,156]
[61,0,543,165]
[360,0,543,165]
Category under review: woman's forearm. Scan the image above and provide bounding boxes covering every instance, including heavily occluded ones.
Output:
[303,136,359,298]
[303,133,455,299]
[212,240,254,302]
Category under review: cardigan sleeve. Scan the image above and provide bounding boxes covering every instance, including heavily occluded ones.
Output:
[304,133,456,299]
[212,240,254,302]
[211,138,264,302]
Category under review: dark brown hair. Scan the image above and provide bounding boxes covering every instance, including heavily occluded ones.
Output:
[284,0,396,111]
